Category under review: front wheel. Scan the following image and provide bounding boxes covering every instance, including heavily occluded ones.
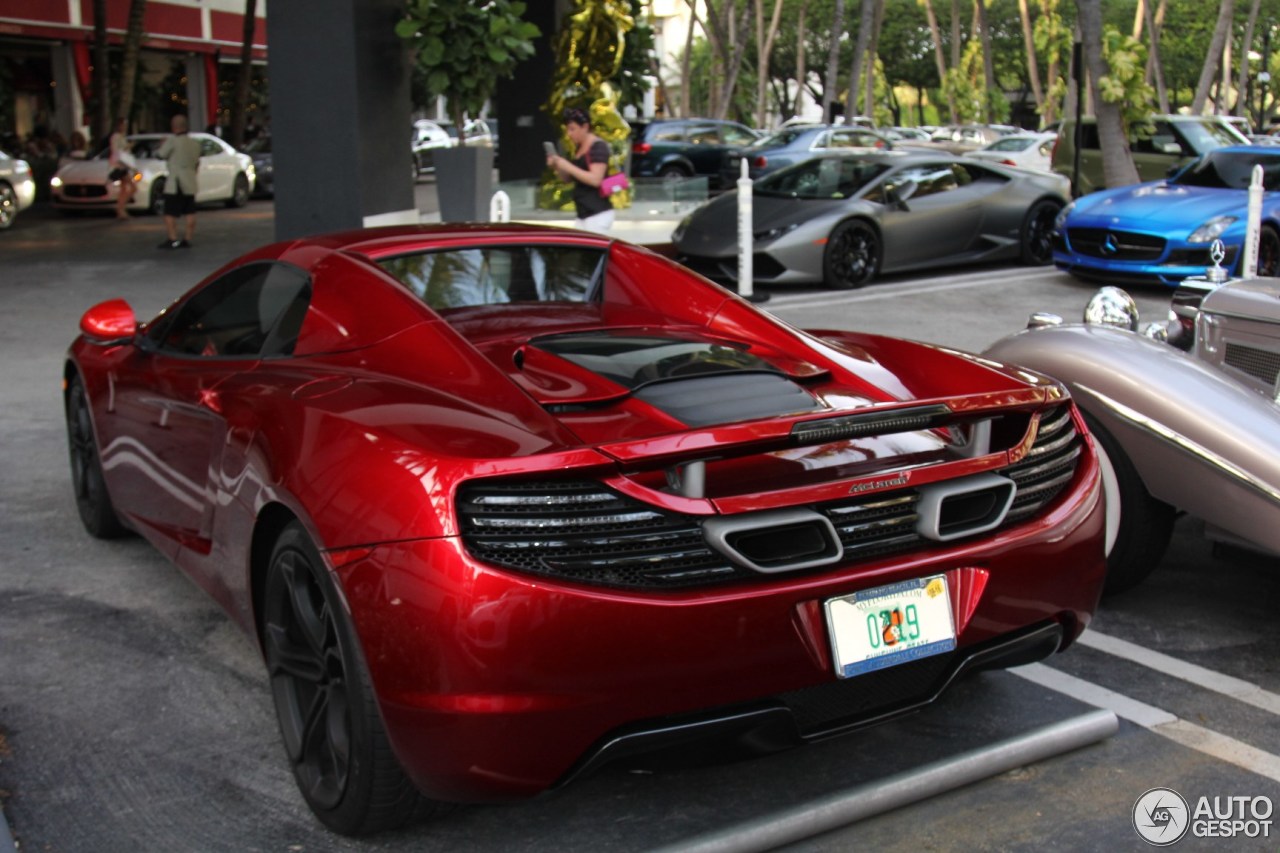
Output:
[657,164,689,180]
[822,219,880,289]
[227,173,250,208]
[0,182,16,229]
[1020,199,1062,265]
[65,376,127,539]
[263,523,442,834]
[1085,412,1175,594]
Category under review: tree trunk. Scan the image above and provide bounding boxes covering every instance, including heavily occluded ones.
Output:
[1078,0,1138,187]
[846,0,874,121]
[1145,0,1169,112]
[91,0,110,139]
[755,0,785,128]
[116,0,147,125]
[681,0,697,117]
[975,0,996,122]
[822,0,845,122]
[229,0,258,147]
[1132,0,1145,38]
[864,0,884,121]
[1018,0,1044,113]
[794,0,808,117]
[921,0,956,123]
[1192,0,1234,113]
[950,0,961,71]
[1236,0,1261,119]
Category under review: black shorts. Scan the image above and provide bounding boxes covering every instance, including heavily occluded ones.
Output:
[163,192,196,216]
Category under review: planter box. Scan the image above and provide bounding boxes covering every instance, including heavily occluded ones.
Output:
[434,145,495,222]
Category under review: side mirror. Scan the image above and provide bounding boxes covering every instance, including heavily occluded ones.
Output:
[888,179,919,207]
[79,299,137,343]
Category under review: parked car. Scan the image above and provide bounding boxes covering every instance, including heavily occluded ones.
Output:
[721,124,894,182]
[1051,146,1280,286]
[678,150,1069,289]
[984,257,1280,592]
[65,223,1106,834]
[965,131,1057,172]
[242,135,273,197]
[411,119,454,175]
[0,146,37,229]
[1052,114,1249,196]
[629,118,761,187]
[920,124,1013,154]
[882,126,932,143]
[50,132,254,214]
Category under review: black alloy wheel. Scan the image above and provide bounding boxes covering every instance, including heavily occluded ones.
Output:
[658,163,689,179]
[822,219,880,289]
[65,377,127,538]
[1020,199,1062,265]
[263,522,437,834]
[1258,226,1280,277]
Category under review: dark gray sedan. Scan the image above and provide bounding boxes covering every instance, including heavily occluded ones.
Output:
[675,151,1071,289]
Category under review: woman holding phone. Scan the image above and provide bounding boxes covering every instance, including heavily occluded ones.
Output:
[546,107,614,233]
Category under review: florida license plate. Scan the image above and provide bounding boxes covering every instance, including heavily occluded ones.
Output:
[825,575,957,678]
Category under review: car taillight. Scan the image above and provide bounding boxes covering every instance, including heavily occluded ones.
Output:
[632,142,652,155]
[875,140,884,148]
[753,155,768,169]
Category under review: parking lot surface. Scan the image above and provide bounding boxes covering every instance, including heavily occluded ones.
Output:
[3,199,1279,851]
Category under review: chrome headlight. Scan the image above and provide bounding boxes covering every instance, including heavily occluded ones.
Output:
[1083,286,1139,331]
[1188,216,1237,243]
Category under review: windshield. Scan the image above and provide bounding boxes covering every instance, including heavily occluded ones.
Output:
[753,128,814,148]
[1174,150,1280,190]
[1177,119,1250,152]
[378,245,606,312]
[755,157,889,199]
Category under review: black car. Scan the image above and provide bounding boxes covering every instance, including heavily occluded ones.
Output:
[630,118,761,188]
[243,135,272,197]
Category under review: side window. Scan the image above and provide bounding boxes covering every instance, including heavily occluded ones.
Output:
[722,125,756,146]
[686,125,721,145]
[813,131,831,149]
[200,138,223,157]
[1079,124,1101,150]
[148,263,311,358]
[651,124,685,142]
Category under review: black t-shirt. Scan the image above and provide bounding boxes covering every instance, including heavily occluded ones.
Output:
[571,139,613,218]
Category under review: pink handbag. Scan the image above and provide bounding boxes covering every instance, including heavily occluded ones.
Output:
[599,171,630,198]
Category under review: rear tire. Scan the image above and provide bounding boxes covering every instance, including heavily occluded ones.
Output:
[263,523,444,834]
[1085,412,1175,594]
[149,178,166,216]
[658,164,689,179]
[65,376,127,539]
[228,173,250,208]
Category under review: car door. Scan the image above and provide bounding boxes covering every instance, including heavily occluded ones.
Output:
[103,262,310,559]
[1131,120,1190,183]
[873,163,983,269]
[196,135,234,202]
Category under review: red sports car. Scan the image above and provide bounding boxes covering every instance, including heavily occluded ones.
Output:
[64,225,1107,835]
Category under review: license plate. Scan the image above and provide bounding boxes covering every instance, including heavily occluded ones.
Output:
[824,575,956,679]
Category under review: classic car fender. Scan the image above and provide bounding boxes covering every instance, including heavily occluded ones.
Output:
[984,323,1280,554]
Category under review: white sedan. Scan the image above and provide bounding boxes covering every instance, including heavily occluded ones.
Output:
[0,147,37,229]
[51,132,255,214]
[964,131,1056,172]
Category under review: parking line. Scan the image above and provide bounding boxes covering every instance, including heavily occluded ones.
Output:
[1078,630,1280,716]
[766,268,1062,311]
[1013,663,1280,783]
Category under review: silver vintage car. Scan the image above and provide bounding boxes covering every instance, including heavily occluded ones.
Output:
[983,251,1280,592]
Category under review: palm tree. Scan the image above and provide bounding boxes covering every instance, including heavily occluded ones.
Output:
[822,0,845,122]
[919,0,956,122]
[117,0,147,126]
[91,0,109,139]
[1192,0,1235,113]
[1018,0,1044,116]
[229,0,258,146]
[755,0,786,127]
[1077,0,1138,187]
[846,0,875,121]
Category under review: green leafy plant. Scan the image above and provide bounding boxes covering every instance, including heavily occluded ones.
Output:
[396,0,540,140]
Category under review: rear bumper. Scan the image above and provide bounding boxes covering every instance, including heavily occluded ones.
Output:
[335,450,1105,803]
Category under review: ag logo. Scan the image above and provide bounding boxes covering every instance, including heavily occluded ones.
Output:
[1133,787,1190,846]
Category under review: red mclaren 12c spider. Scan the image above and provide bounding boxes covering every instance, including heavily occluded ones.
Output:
[64,224,1107,835]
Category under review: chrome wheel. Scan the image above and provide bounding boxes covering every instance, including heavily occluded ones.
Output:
[0,182,15,229]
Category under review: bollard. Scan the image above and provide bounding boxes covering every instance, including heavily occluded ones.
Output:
[489,190,511,223]
[737,158,753,299]
[1243,164,1263,278]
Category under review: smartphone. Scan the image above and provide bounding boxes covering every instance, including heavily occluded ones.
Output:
[543,141,556,157]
